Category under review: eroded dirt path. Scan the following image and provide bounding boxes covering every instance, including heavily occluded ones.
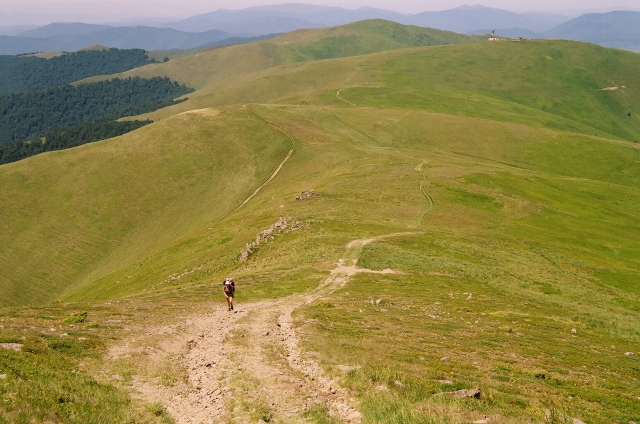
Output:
[108,235,414,423]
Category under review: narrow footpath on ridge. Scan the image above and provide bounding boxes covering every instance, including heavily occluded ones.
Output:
[107,234,415,424]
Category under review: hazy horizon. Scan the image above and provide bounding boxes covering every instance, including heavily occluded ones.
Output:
[2,0,640,27]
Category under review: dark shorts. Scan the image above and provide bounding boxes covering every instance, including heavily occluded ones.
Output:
[224,290,234,298]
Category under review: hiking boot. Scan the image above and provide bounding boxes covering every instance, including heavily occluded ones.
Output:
[231,305,234,310]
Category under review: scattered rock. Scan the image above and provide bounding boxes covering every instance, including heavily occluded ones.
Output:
[240,217,305,262]
[0,343,23,351]
[337,365,360,373]
[437,379,453,385]
[60,333,68,337]
[625,352,634,356]
[434,388,480,399]
[375,384,388,391]
[440,356,449,361]
[573,419,586,424]
[375,299,382,305]
[0,374,6,379]
[571,328,577,334]
[393,380,404,388]
[296,189,318,200]
[473,420,488,424]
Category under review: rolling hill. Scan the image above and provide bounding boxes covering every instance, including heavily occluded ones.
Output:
[0,19,639,424]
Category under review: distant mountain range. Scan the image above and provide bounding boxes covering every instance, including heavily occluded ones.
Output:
[545,11,640,51]
[0,4,639,54]
[0,26,230,54]
[476,10,640,52]
[160,4,567,36]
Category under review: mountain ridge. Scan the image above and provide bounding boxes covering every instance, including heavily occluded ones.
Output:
[1,19,639,423]
[6,6,640,55]
[0,26,230,54]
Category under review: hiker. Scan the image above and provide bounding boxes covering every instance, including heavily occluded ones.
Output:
[223,277,235,311]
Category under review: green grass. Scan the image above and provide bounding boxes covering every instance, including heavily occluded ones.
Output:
[341,41,640,141]
[1,19,639,423]
[0,303,180,423]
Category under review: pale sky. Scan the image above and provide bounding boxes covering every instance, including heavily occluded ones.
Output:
[2,0,640,23]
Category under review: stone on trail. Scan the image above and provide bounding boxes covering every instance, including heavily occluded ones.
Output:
[347,410,362,421]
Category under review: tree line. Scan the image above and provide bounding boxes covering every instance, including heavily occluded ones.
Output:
[0,76,193,144]
[0,119,152,165]
[0,48,157,94]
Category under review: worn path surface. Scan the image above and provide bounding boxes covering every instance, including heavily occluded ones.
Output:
[107,235,413,423]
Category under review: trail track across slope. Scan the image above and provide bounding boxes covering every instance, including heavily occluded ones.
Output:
[108,235,413,423]
[235,149,293,212]
[336,89,357,106]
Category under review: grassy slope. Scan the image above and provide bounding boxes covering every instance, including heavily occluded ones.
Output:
[1,20,640,423]
[1,20,481,307]
[65,104,640,422]
[0,109,291,305]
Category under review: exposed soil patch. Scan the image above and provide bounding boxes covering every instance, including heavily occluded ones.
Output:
[108,236,409,423]
[179,108,220,117]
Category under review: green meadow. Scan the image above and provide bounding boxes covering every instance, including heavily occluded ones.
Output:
[1,20,639,423]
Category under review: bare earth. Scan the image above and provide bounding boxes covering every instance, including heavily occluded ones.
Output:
[107,237,408,424]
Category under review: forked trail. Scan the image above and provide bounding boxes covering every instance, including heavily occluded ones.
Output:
[109,234,414,424]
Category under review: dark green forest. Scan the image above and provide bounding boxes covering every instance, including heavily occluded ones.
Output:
[0,76,192,144]
[0,48,156,94]
[0,119,152,164]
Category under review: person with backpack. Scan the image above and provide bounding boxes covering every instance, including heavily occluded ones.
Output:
[223,277,235,311]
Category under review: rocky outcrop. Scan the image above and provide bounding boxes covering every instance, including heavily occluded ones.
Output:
[240,217,305,262]
[296,189,318,200]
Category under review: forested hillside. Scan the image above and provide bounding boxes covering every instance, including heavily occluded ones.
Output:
[0,76,192,144]
[0,119,152,164]
[0,48,157,94]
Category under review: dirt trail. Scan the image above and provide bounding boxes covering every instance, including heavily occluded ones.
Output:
[109,235,410,424]
[336,89,357,106]
[235,149,294,212]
